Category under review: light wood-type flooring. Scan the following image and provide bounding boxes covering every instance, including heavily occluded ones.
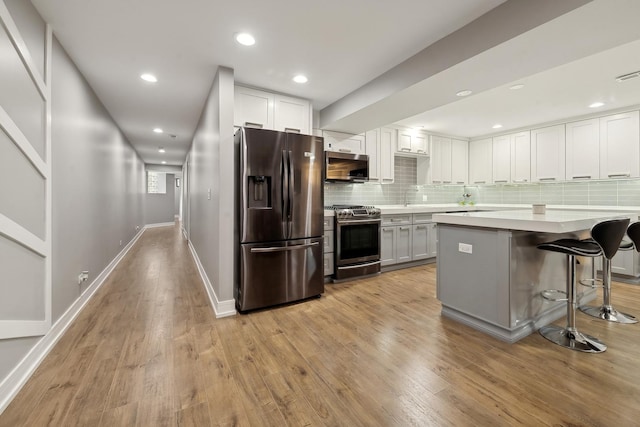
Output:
[2,224,640,426]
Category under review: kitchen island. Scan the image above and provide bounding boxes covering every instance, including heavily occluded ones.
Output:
[432,209,638,343]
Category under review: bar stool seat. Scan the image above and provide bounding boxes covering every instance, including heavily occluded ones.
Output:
[537,218,630,353]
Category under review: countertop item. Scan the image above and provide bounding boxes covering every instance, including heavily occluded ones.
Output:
[432,209,639,233]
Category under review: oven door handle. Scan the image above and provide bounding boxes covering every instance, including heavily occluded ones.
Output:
[337,260,381,270]
[336,219,381,225]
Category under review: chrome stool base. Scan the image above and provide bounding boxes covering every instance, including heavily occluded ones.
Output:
[580,305,638,324]
[539,325,607,353]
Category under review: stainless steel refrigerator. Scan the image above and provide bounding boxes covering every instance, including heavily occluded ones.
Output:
[236,127,324,311]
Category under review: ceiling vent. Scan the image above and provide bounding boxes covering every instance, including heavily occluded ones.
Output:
[615,71,640,82]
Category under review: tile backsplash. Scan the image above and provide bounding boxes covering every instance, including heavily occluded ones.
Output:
[324,157,640,207]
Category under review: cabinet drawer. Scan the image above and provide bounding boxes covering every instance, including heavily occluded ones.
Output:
[323,232,334,253]
[323,216,334,231]
[323,253,334,276]
[413,213,433,223]
[382,214,412,226]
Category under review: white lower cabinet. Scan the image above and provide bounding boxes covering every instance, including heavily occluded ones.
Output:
[323,216,334,276]
[427,223,437,258]
[382,214,436,267]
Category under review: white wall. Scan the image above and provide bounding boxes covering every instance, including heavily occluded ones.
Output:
[186,66,236,316]
[145,173,176,225]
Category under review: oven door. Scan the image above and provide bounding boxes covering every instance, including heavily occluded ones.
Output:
[335,218,381,266]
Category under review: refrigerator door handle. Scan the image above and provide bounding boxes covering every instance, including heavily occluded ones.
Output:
[250,242,319,253]
[281,149,288,237]
[287,150,294,238]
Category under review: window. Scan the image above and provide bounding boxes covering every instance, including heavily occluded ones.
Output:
[147,171,166,194]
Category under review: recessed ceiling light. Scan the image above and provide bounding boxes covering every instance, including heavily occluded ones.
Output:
[589,102,605,108]
[509,84,525,90]
[293,75,308,84]
[161,161,167,164]
[158,148,165,153]
[456,90,472,97]
[153,128,163,133]
[140,73,157,83]
[492,124,503,129]
[236,33,255,46]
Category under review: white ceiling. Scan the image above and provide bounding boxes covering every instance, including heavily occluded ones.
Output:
[29,0,640,165]
[30,0,507,166]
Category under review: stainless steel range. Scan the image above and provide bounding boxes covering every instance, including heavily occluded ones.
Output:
[328,205,381,281]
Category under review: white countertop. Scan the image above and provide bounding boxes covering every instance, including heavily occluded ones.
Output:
[432,209,640,233]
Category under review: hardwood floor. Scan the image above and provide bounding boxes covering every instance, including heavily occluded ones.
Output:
[2,223,640,426]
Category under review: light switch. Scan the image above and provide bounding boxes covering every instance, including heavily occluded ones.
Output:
[458,243,473,254]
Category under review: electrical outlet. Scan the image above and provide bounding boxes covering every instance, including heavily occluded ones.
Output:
[422,195,428,202]
[119,240,122,246]
[208,188,211,200]
[458,243,473,254]
[78,271,89,285]
[135,225,140,231]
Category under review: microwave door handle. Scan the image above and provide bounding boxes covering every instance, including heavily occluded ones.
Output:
[281,150,288,237]
[288,150,294,238]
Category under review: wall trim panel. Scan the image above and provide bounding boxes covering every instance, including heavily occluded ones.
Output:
[187,240,236,318]
[0,106,47,178]
[0,226,145,414]
[0,213,46,257]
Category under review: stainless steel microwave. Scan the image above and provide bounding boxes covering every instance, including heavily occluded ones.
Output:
[325,151,369,183]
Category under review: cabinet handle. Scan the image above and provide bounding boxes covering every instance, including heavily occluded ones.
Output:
[416,225,426,229]
[244,122,263,128]
[285,128,301,133]
[338,148,352,153]
[572,175,591,179]
[538,177,555,181]
[608,173,631,178]
[513,179,528,183]
[400,147,411,152]
[399,227,409,230]
[443,181,452,184]
[494,180,508,183]
[417,149,426,153]
[432,180,442,184]
[473,181,486,184]
[456,181,465,184]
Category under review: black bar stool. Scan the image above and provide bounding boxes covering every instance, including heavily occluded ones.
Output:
[537,218,630,353]
[579,221,638,324]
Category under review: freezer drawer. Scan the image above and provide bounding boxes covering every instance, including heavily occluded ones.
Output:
[238,237,324,311]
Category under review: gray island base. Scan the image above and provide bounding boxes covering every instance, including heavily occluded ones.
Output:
[433,209,638,343]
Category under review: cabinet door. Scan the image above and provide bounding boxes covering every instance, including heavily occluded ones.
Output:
[234,86,274,129]
[413,133,428,155]
[323,131,365,154]
[531,125,565,182]
[365,129,380,181]
[492,135,511,183]
[431,136,451,183]
[612,250,635,276]
[397,131,412,153]
[599,111,640,179]
[469,138,492,184]
[273,95,310,134]
[566,118,599,180]
[510,131,531,183]
[323,252,334,276]
[380,127,395,183]
[427,223,437,257]
[397,226,412,263]
[451,139,468,184]
[412,224,429,260]
[381,227,397,266]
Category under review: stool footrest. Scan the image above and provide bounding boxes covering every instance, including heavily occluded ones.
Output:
[579,278,603,289]
[541,289,568,302]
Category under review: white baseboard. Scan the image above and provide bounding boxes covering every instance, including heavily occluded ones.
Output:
[145,221,175,228]
[0,227,146,415]
[187,240,236,318]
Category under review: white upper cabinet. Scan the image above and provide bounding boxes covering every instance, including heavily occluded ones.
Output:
[492,135,511,183]
[531,125,565,182]
[365,127,395,183]
[468,138,492,184]
[430,135,452,184]
[451,139,468,185]
[273,94,311,134]
[234,86,311,134]
[397,129,428,156]
[510,131,531,183]
[234,86,274,129]
[599,111,640,179]
[323,130,365,155]
[566,118,599,180]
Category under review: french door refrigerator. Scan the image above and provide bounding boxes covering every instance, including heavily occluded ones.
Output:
[236,127,324,311]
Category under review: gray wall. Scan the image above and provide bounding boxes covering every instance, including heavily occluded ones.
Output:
[0,0,145,396]
[145,173,176,224]
[187,67,236,305]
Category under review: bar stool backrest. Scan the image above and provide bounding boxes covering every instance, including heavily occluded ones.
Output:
[591,218,631,260]
[626,221,640,252]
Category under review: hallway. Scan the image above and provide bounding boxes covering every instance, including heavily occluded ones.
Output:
[2,224,640,426]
